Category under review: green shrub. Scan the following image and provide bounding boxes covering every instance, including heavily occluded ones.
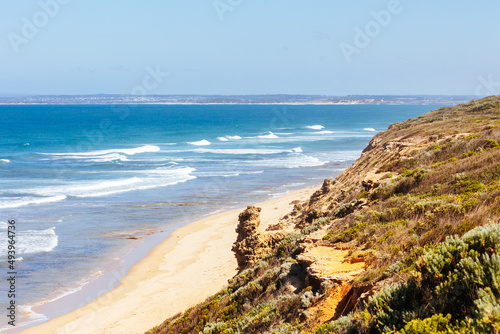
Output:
[395,313,451,334]
[466,134,480,140]
[323,224,500,333]
[463,151,478,158]
[380,172,394,180]
[201,321,231,333]
[485,139,500,149]
[334,200,358,218]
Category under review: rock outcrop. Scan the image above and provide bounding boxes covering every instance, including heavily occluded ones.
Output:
[296,240,367,326]
[232,206,284,271]
[296,243,365,290]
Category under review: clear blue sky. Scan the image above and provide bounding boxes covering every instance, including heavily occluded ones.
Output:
[1,0,499,95]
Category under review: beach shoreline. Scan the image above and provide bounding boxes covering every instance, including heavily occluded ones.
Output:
[20,185,319,334]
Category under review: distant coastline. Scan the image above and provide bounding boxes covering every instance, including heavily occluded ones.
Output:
[0,94,477,106]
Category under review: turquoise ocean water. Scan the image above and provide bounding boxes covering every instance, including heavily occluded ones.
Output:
[0,104,441,330]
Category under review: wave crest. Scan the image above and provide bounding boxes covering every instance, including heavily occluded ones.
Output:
[1,167,196,208]
[40,145,161,159]
[306,125,324,130]
[257,132,279,139]
[188,139,211,146]
[244,154,326,169]
[0,196,67,209]
[0,227,58,258]
[312,130,334,135]
[193,148,293,155]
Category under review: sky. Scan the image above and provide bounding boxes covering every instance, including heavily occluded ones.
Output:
[0,0,499,96]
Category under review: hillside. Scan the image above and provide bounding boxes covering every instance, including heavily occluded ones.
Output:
[146,96,500,333]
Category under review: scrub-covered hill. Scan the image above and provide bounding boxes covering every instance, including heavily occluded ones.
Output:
[147,96,500,333]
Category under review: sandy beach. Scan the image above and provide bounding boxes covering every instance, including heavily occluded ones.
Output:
[21,186,318,334]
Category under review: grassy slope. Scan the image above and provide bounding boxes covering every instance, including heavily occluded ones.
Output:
[146,96,500,334]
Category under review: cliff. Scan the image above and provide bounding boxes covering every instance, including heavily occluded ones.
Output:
[147,96,500,333]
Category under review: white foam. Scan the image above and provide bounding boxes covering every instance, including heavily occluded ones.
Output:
[59,178,143,197]
[257,132,279,139]
[306,125,325,130]
[292,147,303,153]
[24,143,30,146]
[245,154,326,169]
[218,137,229,141]
[37,167,195,198]
[188,139,211,146]
[19,305,48,324]
[30,268,104,309]
[0,221,9,229]
[195,170,264,178]
[316,150,362,162]
[115,145,160,155]
[141,166,195,176]
[0,195,67,209]
[87,153,129,162]
[312,130,334,134]
[63,172,191,197]
[0,305,48,333]
[363,128,376,132]
[226,135,242,140]
[195,171,241,178]
[0,227,58,258]
[41,145,160,157]
[10,267,109,331]
[0,159,10,163]
[1,167,196,207]
[192,148,292,155]
[18,227,58,255]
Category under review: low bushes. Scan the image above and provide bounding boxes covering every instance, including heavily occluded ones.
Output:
[317,224,500,333]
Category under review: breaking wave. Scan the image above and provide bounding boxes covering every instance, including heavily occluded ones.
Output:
[257,132,279,139]
[188,139,211,146]
[306,125,324,130]
[41,145,160,157]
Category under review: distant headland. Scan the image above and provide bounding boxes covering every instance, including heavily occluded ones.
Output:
[0,94,476,105]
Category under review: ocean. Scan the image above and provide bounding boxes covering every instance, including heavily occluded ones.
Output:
[0,104,441,330]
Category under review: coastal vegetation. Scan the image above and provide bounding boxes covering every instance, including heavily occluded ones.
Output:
[147,96,500,333]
